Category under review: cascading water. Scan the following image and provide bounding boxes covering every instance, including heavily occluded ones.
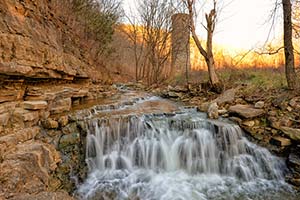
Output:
[77,95,297,200]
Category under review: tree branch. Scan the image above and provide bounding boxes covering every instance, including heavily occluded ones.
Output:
[255,46,284,55]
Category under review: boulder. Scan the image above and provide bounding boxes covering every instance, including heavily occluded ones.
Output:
[24,101,48,110]
[58,116,69,127]
[254,101,265,109]
[229,104,264,119]
[43,119,59,129]
[198,102,210,112]
[242,120,255,127]
[208,102,219,119]
[280,127,300,142]
[270,136,292,147]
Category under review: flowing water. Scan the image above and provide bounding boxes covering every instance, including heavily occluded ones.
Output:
[76,93,298,200]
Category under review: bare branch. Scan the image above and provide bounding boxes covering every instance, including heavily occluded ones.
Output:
[255,46,284,55]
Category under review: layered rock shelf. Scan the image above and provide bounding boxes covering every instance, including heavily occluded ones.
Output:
[0,81,117,199]
[0,0,93,81]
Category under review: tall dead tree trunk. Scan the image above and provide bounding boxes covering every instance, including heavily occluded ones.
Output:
[185,0,223,93]
[283,0,299,90]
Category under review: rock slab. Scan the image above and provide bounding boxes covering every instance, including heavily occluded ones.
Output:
[24,101,48,110]
[229,104,264,118]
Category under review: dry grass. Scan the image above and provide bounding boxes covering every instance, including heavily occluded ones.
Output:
[186,67,288,93]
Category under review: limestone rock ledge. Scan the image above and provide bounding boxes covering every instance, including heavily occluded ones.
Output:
[0,0,90,80]
[0,82,116,199]
[0,126,77,199]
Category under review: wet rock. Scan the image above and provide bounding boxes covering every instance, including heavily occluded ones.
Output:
[270,136,292,147]
[72,89,89,98]
[288,151,300,173]
[229,117,242,125]
[242,120,255,127]
[218,109,228,115]
[208,102,219,119]
[59,133,80,148]
[280,127,300,142]
[58,116,69,127]
[288,178,300,187]
[23,101,48,110]
[198,102,210,112]
[43,119,59,129]
[167,91,182,98]
[255,101,265,109]
[229,104,264,119]
[62,123,78,135]
[243,126,265,141]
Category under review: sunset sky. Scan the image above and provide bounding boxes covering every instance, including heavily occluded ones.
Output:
[123,0,282,50]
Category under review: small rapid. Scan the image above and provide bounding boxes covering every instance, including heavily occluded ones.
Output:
[76,95,297,200]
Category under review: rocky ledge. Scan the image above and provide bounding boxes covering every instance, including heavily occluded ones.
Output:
[155,84,300,189]
[0,79,117,199]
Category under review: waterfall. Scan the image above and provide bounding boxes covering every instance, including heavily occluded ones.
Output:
[77,98,297,200]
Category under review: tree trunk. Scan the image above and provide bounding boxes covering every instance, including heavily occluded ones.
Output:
[185,0,223,93]
[283,0,299,90]
[206,23,220,85]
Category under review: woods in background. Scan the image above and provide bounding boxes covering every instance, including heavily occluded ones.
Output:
[50,0,300,92]
[49,0,123,77]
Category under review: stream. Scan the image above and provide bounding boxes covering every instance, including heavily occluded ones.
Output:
[75,89,299,200]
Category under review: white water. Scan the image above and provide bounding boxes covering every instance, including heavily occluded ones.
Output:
[77,102,297,200]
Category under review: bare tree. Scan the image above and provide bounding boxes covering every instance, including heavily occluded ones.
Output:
[138,0,175,85]
[283,0,299,90]
[183,0,223,93]
[121,14,146,82]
